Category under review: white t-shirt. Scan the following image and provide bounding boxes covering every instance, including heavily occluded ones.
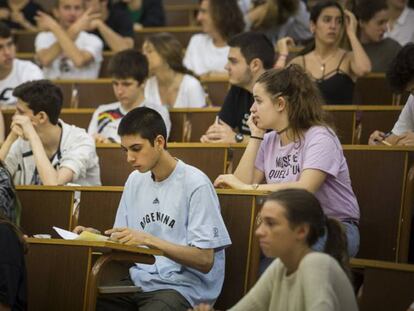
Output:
[35,31,103,79]
[385,6,414,46]
[0,59,43,107]
[229,252,358,311]
[88,100,171,143]
[183,34,229,76]
[114,160,231,307]
[392,95,414,135]
[5,120,101,186]
[144,74,206,108]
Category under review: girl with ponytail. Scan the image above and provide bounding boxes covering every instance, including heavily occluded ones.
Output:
[214,65,360,258]
[192,189,358,311]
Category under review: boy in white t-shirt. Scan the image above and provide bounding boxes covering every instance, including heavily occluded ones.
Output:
[0,22,43,107]
[34,0,103,79]
[0,80,101,186]
[88,49,170,144]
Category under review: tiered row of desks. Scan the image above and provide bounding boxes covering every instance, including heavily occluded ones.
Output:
[18,143,414,310]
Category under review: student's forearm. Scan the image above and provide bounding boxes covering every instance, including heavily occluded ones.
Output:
[145,235,214,274]
[348,32,371,76]
[51,24,91,67]
[96,21,133,52]
[234,138,262,184]
[0,110,5,142]
[36,42,62,67]
[27,132,59,185]
[0,132,18,161]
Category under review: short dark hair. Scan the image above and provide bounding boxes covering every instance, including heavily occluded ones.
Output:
[355,0,388,22]
[108,49,149,84]
[13,80,63,125]
[0,22,12,40]
[228,31,275,69]
[118,107,167,147]
[387,43,414,93]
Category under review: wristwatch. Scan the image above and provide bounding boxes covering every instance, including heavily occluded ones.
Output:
[235,133,244,143]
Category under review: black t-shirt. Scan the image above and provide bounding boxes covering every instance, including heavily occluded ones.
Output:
[92,2,134,50]
[0,223,27,311]
[0,0,43,30]
[218,85,253,135]
[140,0,165,27]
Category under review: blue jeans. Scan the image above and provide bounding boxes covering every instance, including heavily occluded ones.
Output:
[312,221,360,257]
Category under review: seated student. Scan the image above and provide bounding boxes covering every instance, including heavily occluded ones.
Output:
[0,213,27,311]
[0,161,21,225]
[200,31,275,143]
[84,0,134,52]
[0,80,101,186]
[278,1,371,105]
[88,49,171,144]
[192,189,358,311]
[385,0,414,46]
[0,0,43,31]
[214,65,360,257]
[184,0,245,76]
[34,0,103,79]
[122,0,165,29]
[0,21,43,142]
[76,107,231,311]
[369,44,414,146]
[357,0,402,72]
[143,33,206,109]
[0,22,43,107]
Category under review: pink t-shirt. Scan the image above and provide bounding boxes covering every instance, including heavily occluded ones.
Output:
[255,126,359,221]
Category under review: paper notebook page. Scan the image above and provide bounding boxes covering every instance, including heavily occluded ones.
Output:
[53,226,79,240]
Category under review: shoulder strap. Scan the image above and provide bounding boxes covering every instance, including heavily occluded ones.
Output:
[337,52,348,71]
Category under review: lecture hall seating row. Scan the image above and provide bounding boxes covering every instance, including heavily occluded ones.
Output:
[2,105,403,144]
[17,145,414,262]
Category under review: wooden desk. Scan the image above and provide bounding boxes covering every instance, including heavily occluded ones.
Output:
[17,186,75,237]
[353,73,410,105]
[96,143,228,185]
[351,258,414,311]
[26,238,161,311]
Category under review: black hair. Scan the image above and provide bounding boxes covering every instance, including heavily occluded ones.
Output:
[228,31,275,69]
[355,0,388,22]
[0,22,12,39]
[118,107,167,147]
[13,80,63,125]
[387,43,414,93]
[108,49,149,84]
[265,189,350,276]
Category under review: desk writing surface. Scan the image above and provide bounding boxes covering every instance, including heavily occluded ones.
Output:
[26,238,163,256]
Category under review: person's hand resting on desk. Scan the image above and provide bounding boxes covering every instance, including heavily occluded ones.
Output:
[200,119,239,143]
[369,130,414,146]
[105,227,152,246]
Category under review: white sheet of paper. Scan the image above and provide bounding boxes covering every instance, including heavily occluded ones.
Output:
[53,226,79,240]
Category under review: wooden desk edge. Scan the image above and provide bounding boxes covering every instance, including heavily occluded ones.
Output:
[27,238,163,256]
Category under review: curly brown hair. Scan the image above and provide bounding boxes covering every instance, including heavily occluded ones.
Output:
[206,0,245,41]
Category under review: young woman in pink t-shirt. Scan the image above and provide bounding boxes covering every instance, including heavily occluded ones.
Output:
[214,65,360,256]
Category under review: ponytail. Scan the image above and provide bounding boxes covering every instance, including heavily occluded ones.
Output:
[324,218,351,279]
